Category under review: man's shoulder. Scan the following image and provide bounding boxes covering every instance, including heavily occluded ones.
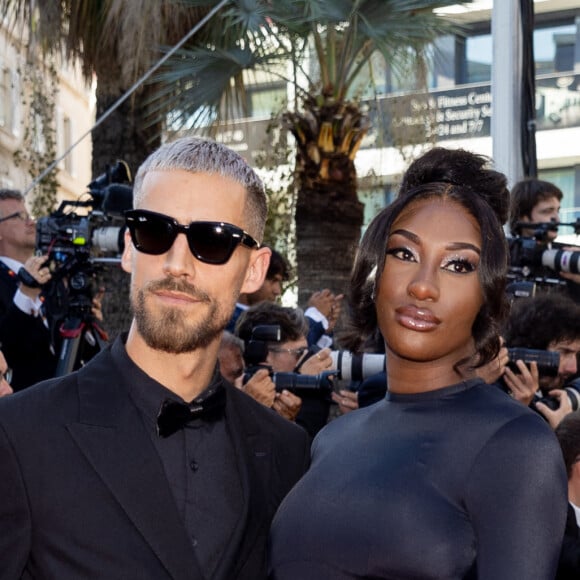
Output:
[0,347,114,420]
[0,372,80,430]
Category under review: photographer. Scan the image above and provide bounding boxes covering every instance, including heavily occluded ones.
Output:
[509,178,580,300]
[218,331,299,420]
[502,293,580,428]
[555,413,580,579]
[0,189,107,390]
[235,301,336,437]
[227,248,343,351]
[509,178,562,243]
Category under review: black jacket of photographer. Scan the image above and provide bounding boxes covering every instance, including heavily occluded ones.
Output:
[0,259,57,391]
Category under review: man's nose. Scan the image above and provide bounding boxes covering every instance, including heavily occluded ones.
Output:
[562,355,578,376]
[163,233,196,277]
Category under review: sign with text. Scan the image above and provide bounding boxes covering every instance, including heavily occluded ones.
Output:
[212,72,580,158]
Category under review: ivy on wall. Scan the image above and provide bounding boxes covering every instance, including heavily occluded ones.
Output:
[13,53,59,217]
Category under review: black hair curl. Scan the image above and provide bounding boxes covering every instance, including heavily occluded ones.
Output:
[399,147,510,226]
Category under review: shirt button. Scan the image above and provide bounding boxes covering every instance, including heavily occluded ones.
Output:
[190,460,199,471]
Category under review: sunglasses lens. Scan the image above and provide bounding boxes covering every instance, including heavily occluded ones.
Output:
[187,223,236,264]
[126,211,249,264]
[129,214,176,255]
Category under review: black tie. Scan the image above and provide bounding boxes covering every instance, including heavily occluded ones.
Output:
[156,383,226,438]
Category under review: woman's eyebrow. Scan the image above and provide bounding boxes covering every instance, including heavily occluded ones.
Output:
[389,230,481,255]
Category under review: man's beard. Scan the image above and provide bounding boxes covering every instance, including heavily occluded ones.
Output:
[541,374,567,394]
[132,277,234,354]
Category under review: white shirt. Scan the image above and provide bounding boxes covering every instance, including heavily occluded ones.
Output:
[0,256,44,317]
[571,501,580,527]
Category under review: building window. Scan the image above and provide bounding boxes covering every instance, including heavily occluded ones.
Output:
[456,20,577,86]
[245,83,286,119]
[464,34,492,84]
[535,24,577,74]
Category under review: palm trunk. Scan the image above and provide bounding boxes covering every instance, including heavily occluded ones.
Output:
[286,99,367,307]
[90,68,162,340]
[295,184,363,306]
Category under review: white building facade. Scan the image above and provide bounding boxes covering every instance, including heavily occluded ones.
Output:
[0,21,94,208]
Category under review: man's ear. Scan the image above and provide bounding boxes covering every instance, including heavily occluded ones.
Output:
[121,230,133,274]
[241,246,271,295]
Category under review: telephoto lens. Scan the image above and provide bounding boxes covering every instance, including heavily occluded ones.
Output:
[329,351,385,382]
[506,347,559,377]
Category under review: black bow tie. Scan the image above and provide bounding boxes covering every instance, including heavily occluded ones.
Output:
[156,383,226,438]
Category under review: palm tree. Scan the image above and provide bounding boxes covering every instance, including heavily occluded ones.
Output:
[0,0,210,337]
[0,1,208,177]
[149,0,466,304]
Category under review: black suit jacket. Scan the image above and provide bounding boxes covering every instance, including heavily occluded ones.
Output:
[557,503,580,580]
[0,265,56,391]
[0,343,310,579]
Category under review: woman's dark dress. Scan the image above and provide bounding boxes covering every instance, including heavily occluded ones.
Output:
[269,379,567,579]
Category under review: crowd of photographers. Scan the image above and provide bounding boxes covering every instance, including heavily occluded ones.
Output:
[3,162,580,574]
[5,175,580,433]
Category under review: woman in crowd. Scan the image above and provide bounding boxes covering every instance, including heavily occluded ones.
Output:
[269,149,568,579]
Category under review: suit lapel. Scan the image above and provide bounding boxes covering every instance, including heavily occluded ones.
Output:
[66,352,204,580]
[212,385,273,580]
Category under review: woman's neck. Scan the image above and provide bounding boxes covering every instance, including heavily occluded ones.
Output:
[385,350,477,394]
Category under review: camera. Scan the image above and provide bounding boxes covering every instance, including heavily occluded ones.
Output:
[21,161,133,330]
[534,378,580,412]
[241,324,335,396]
[35,160,132,271]
[507,220,580,293]
[506,347,560,377]
[330,350,385,382]
[268,370,335,395]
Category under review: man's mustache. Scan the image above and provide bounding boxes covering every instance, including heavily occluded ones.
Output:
[144,278,210,302]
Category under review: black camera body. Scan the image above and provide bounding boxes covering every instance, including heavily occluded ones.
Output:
[243,365,335,395]
[506,347,579,413]
[535,379,580,412]
[506,347,560,377]
[35,161,132,272]
[24,161,133,324]
[241,324,334,396]
[242,324,281,368]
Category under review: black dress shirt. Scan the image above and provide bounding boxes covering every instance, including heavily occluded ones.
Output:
[111,337,242,579]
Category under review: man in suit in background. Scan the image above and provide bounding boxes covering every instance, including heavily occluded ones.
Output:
[0,137,310,580]
[0,348,13,397]
[555,412,580,578]
[0,189,57,390]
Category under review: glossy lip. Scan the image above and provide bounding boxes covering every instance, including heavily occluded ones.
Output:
[395,304,441,331]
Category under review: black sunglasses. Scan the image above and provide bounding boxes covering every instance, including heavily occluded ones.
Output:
[125,209,260,265]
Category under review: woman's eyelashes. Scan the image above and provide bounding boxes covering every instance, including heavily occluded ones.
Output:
[386,245,479,274]
[385,246,416,262]
[441,255,479,274]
